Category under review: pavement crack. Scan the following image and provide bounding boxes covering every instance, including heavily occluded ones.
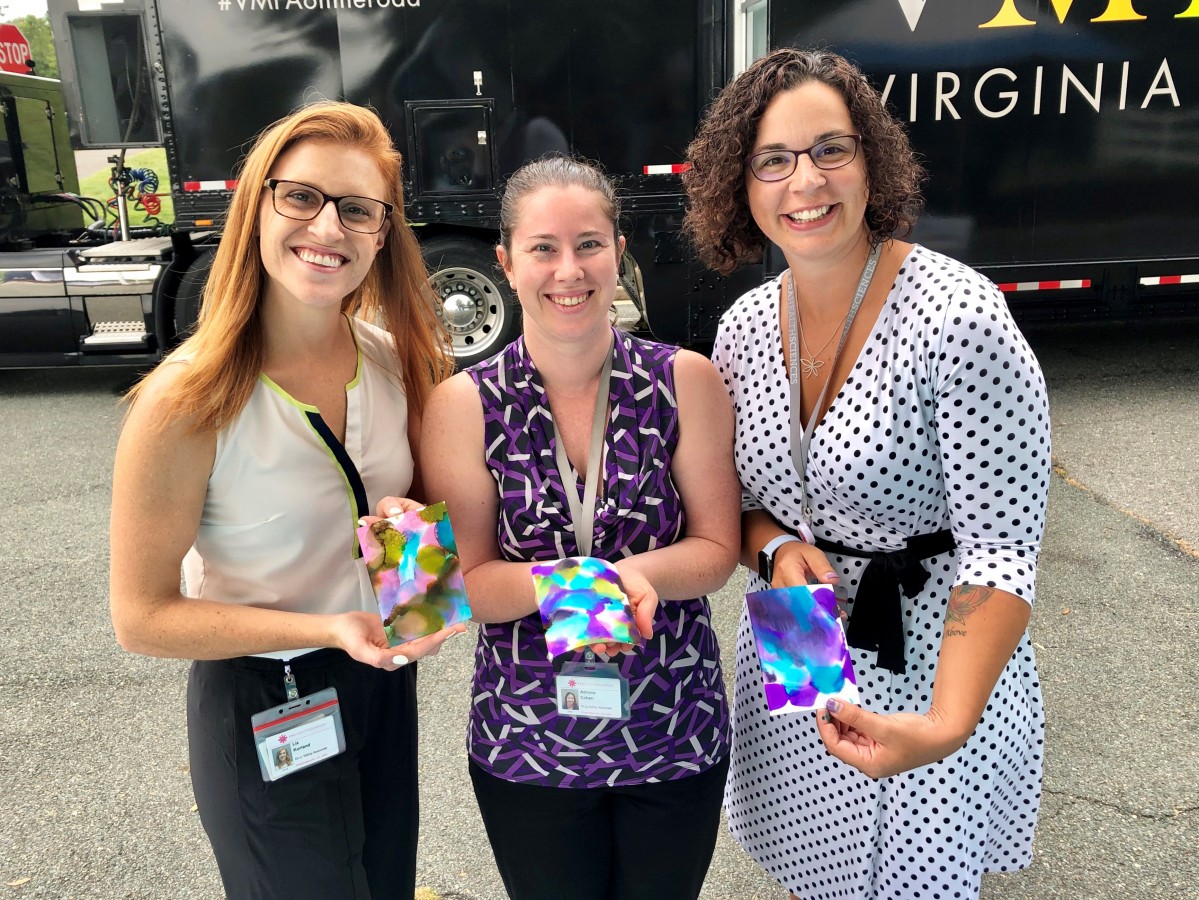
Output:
[1051,463,1199,559]
[1043,787,1196,819]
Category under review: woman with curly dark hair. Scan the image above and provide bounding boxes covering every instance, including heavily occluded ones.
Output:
[685,49,1050,900]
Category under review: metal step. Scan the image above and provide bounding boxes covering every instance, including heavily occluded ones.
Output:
[81,320,152,351]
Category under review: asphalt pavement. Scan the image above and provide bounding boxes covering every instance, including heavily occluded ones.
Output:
[1,316,1196,899]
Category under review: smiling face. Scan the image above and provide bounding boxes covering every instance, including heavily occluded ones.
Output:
[258,139,390,315]
[746,80,871,270]
[497,184,624,346]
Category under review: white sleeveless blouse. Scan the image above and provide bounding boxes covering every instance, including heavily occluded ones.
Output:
[182,318,413,636]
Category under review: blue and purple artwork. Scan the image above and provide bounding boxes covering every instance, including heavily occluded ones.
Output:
[356,502,472,644]
[531,557,641,660]
[745,584,860,715]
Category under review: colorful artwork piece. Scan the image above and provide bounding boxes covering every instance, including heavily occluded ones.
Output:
[531,556,640,660]
[745,584,860,715]
[356,501,472,644]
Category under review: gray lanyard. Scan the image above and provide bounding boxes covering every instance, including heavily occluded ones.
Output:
[787,243,881,529]
[552,348,614,558]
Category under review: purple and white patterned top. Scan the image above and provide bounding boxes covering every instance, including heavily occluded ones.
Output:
[466,328,730,788]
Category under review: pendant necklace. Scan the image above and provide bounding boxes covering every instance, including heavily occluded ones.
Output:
[795,304,849,378]
[785,243,882,541]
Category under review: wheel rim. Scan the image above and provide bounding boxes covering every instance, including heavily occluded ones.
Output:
[429,264,508,359]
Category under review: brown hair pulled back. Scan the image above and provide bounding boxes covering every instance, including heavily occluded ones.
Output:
[499,155,621,253]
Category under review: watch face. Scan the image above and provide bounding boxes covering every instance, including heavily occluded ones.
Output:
[757,549,772,583]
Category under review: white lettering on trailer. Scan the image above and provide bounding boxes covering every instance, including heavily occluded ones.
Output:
[1143,59,1180,108]
[224,0,423,10]
[880,59,1179,122]
[935,72,961,121]
[280,0,421,8]
[1060,64,1102,114]
[975,69,1018,119]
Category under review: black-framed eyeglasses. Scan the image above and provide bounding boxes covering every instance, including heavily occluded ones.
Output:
[263,178,393,234]
[747,134,862,182]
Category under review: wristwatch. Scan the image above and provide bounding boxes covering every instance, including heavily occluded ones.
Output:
[757,533,803,583]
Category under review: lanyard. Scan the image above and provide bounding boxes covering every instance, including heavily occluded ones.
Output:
[787,243,881,531]
[551,347,614,558]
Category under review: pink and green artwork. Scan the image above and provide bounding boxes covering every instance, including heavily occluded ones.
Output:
[745,584,860,715]
[356,501,472,644]
[532,557,640,660]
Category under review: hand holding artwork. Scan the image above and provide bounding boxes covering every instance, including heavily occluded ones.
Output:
[770,540,839,590]
[533,557,646,659]
[614,559,658,641]
[815,699,968,779]
[328,610,465,671]
[373,495,425,519]
[587,563,657,655]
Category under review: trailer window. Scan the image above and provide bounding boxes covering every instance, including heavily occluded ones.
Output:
[746,1,768,66]
[65,13,159,147]
[733,0,770,75]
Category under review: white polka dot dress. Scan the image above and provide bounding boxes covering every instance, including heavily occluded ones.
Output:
[712,245,1050,900]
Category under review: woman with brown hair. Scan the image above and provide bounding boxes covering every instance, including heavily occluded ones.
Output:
[684,49,1050,899]
[416,155,738,900]
[109,101,462,899]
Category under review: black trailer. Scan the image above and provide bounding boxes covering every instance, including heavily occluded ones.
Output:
[15,0,752,370]
[770,0,1199,320]
[2,0,1198,370]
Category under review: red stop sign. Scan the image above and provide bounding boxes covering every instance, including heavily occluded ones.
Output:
[0,23,32,75]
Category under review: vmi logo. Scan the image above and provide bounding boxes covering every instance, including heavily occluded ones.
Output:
[897,0,1199,31]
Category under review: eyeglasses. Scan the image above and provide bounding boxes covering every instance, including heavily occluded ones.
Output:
[747,134,862,182]
[263,178,393,234]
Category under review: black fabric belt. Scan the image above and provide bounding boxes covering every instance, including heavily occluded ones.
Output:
[815,530,957,675]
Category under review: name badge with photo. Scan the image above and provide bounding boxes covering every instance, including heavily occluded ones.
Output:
[250,686,347,782]
[556,661,629,719]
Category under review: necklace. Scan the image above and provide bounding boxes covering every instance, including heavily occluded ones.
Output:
[786,243,882,538]
[794,301,849,378]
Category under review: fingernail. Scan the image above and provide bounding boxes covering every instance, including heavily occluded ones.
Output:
[388,507,403,516]
[824,572,839,581]
[821,713,831,723]
[392,654,410,667]
[357,517,367,526]
[826,699,840,713]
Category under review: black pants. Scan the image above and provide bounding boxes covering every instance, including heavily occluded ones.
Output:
[187,649,418,900]
[469,754,730,900]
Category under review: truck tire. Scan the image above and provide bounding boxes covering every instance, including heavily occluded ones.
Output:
[172,249,216,344]
[421,235,520,369]
[153,246,215,352]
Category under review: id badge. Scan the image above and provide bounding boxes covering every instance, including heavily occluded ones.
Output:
[250,686,347,782]
[556,659,630,720]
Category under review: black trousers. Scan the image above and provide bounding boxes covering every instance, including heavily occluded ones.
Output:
[187,649,418,900]
[469,754,730,900]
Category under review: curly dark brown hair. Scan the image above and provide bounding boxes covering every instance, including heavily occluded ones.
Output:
[683,48,925,276]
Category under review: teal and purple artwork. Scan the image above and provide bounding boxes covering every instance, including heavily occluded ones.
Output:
[356,501,472,645]
[532,557,641,660]
[745,584,860,715]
